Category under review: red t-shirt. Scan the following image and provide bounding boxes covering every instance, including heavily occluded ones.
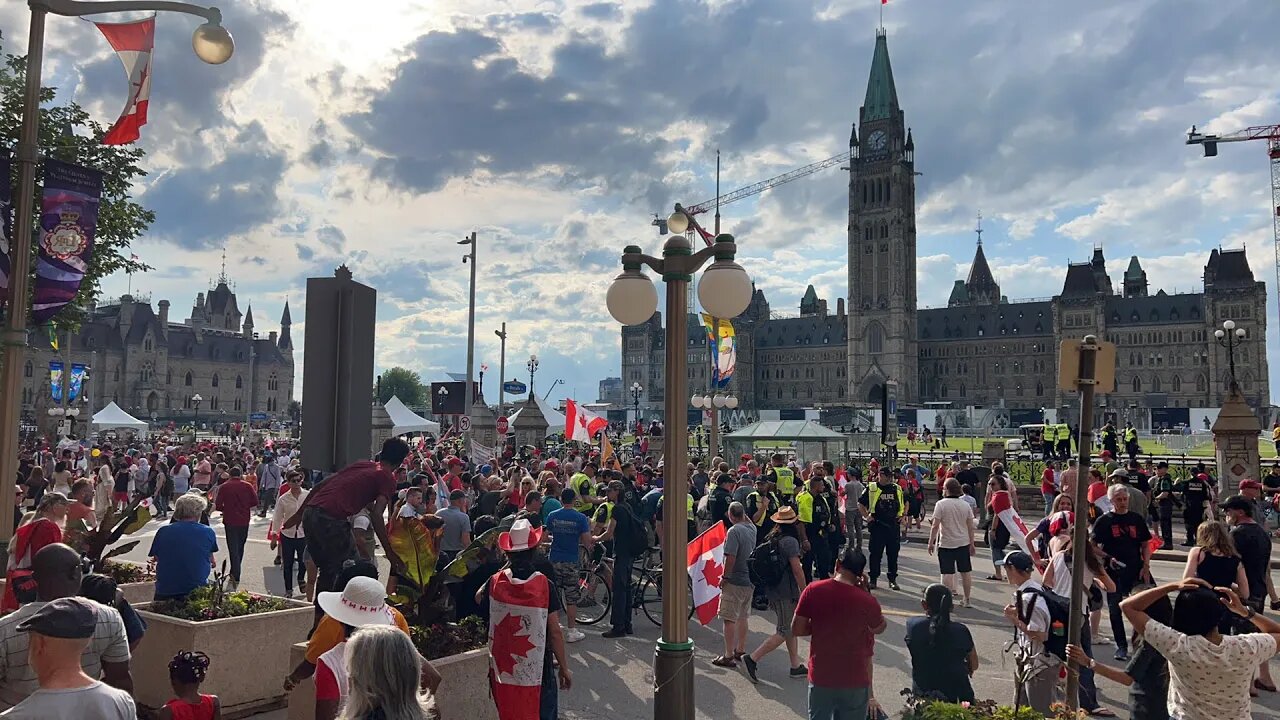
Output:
[215,480,259,527]
[1041,468,1056,494]
[304,461,397,518]
[794,578,882,688]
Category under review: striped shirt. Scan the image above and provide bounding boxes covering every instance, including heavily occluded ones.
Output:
[0,600,130,709]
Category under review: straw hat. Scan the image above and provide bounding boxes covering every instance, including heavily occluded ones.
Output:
[770,506,799,525]
[316,576,395,628]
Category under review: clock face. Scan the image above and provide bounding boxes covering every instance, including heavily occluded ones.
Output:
[868,130,887,152]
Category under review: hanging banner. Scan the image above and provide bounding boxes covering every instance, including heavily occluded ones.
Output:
[32,159,103,326]
[49,361,64,403]
[68,363,88,403]
[0,155,12,308]
[700,313,736,388]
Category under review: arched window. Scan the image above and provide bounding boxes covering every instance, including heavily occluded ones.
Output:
[1132,376,1142,393]
[880,222,888,239]
[144,337,152,352]
[862,182,868,205]
[184,371,193,387]
[941,384,948,398]
[235,375,243,389]
[867,323,884,354]
[1151,376,1161,393]
[211,374,220,388]
[22,361,31,378]
[1036,381,1044,396]
[885,180,891,203]
[1196,375,1206,392]
[166,369,172,384]
[113,367,120,381]
[1173,376,1182,392]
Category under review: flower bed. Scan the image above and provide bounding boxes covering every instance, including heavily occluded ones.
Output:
[100,560,156,605]
[148,585,289,621]
[902,693,1085,720]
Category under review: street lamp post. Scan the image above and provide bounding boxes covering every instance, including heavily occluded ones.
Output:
[1215,319,1249,393]
[459,233,477,409]
[0,0,233,543]
[495,323,507,414]
[191,394,203,439]
[630,382,643,429]
[527,355,539,397]
[606,222,752,720]
[690,393,738,461]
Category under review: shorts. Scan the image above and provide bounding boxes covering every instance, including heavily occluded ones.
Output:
[938,546,972,575]
[769,596,796,637]
[1088,585,1103,612]
[113,491,129,503]
[553,561,583,605]
[718,583,752,621]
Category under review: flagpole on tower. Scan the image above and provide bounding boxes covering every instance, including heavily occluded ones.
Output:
[880,0,886,30]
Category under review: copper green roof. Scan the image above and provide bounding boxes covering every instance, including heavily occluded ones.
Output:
[1124,255,1144,279]
[862,31,899,123]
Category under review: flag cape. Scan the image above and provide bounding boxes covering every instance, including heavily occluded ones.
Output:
[601,434,614,465]
[94,17,155,145]
[565,399,606,443]
[990,490,1030,554]
[489,569,549,720]
[687,522,728,626]
[700,313,736,388]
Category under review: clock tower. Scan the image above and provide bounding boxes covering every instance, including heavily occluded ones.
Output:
[847,29,918,405]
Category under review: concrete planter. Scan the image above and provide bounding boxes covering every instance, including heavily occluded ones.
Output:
[117,580,157,605]
[287,643,495,720]
[135,599,313,717]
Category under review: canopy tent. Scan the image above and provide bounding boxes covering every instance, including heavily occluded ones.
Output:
[91,402,148,431]
[722,420,850,463]
[385,396,440,435]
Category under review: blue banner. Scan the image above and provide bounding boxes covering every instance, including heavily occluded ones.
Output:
[33,159,103,325]
[49,361,64,402]
[68,363,87,402]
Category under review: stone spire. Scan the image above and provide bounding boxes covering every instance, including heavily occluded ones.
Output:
[242,304,254,338]
[861,30,900,123]
[278,300,293,351]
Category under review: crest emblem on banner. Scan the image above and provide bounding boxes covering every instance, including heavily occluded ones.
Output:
[43,213,88,260]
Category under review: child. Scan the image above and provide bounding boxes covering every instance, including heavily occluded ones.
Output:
[159,650,221,720]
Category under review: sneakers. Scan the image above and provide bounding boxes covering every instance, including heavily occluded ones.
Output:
[601,629,627,639]
[284,591,294,600]
[742,655,759,684]
[565,628,586,643]
[1093,635,1113,646]
[789,665,808,678]
[961,597,971,608]
[888,581,901,591]
[868,581,878,590]
[1113,648,1129,662]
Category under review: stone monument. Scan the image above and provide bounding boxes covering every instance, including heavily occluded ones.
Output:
[1212,387,1261,492]
[512,395,549,451]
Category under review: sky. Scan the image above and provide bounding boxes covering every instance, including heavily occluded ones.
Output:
[3,0,1279,405]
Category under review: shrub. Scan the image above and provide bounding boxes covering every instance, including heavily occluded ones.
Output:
[410,614,487,661]
[148,561,289,621]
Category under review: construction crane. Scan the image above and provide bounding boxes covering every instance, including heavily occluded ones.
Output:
[653,149,852,244]
[1186,123,1280,325]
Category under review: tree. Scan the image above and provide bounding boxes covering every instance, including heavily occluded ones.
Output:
[1,37,154,328]
[378,367,426,407]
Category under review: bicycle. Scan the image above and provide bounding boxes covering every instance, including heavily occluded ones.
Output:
[580,545,695,627]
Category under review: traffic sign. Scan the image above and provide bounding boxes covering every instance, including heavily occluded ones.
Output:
[457,415,472,432]
[503,380,527,395]
[496,416,509,434]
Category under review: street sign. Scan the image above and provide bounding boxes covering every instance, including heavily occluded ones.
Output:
[496,416,509,434]
[431,382,467,415]
[250,412,268,421]
[457,415,472,432]
[502,380,527,395]
[1057,339,1117,392]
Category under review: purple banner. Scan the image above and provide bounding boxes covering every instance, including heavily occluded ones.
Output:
[0,155,12,309]
[32,159,102,325]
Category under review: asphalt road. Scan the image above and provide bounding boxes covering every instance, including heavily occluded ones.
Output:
[116,514,1280,720]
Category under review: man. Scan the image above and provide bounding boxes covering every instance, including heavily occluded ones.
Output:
[1222,493,1277,690]
[929,479,977,607]
[0,598,135,719]
[796,471,836,580]
[706,473,734,532]
[900,456,925,490]
[283,438,409,600]
[595,480,644,638]
[192,452,212,491]
[691,462,709,499]
[436,490,473,564]
[545,489,593,643]
[712,502,756,668]
[271,472,309,599]
[1058,459,1079,501]
[213,467,257,588]
[793,547,885,720]
[0,545,132,708]
[859,468,905,590]
[1002,551,1058,713]
[1175,471,1213,546]
[1151,461,1177,548]
[255,452,284,518]
[766,453,797,503]
[1123,421,1139,463]
[1091,484,1152,662]
[1055,422,1072,460]
[1108,468,1147,519]
[568,463,599,515]
[1263,464,1280,529]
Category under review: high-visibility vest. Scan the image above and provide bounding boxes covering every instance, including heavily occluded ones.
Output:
[774,467,796,496]
[796,489,815,523]
[594,501,614,526]
[866,483,905,519]
[570,473,594,512]
[1125,427,1137,443]
[746,491,779,526]
[657,495,696,522]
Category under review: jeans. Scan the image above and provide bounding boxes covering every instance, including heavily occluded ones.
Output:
[1106,567,1138,652]
[807,684,869,720]
[258,486,278,515]
[540,657,559,720]
[280,535,307,595]
[610,551,633,632]
[1041,491,1057,514]
[225,525,249,582]
[301,508,357,601]
[1077,621,1100,711]
[811,533,833,580]
[867,523,899,582]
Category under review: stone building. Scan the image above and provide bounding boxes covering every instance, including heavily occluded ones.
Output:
[19,278,295,431]
[618,29,1270,425]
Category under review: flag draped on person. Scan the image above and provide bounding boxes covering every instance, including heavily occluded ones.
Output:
[687,522,728,626]
[94,17,156,145]
[990,490,1030,554]
[700,313,736,388]
[488,569,549,720]
[565,399,606,443]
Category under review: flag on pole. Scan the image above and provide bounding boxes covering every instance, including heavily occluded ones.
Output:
[687,522,728,626]
[565,399,607,443]
[93,17,155,145]
[601,434,614,466]
[990,490,1030,554]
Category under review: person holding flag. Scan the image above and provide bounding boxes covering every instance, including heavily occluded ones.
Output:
[987,487,1030,583]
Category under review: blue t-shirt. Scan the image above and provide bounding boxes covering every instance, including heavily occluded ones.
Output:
[149,521,218,597]
[545,507,590,563]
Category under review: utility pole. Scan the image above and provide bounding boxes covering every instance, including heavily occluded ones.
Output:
[495,323,507,415]
[460,232,477,410]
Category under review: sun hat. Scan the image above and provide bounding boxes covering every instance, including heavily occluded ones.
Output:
[317,576,395,628]
[770,506,799,524]
[499,517,544,552]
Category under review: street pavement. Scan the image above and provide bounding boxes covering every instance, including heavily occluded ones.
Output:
[115,514,1280,719]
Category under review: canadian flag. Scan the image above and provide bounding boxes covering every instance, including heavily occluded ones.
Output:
[990,490,1030,554]
[94,17,155,146]
[686,522,728,626]
[564,399,607,443]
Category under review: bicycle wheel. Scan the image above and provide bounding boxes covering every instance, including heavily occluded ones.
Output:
[574,570,611,626]
[640,573,664,626]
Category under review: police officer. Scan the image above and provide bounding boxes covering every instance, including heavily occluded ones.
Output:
[859,466,906,590]
[767,453,797,504]
[1176,471,1213,546]
[1151,461,1177,547]
[1042,425,1056,462]
[707,472,735,531]
[1123,422,1139,463]
[1056,423,1073,461]
[1101,422,1119,457]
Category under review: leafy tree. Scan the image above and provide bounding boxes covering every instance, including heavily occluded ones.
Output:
[0,36,154,329]
[378,367,426,407]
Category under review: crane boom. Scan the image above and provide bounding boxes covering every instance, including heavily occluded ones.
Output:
[678,150,852,216]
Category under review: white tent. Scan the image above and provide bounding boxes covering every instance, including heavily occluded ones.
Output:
[385,396,440,435]
[91,402,148,431]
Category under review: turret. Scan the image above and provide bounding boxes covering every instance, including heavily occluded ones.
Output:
[157,300,170,339]
[243,304,255,338]
[278,300,293,351]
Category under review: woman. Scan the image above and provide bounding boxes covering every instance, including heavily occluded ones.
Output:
[1067,595,1173,720]
[1086,468,1109,523]
[50,461,73,497]
[3,492,69,611]
[1181,520,1249,625]
[313,576,402,720]
[23,465,46,509]
[1026,494,1075,565]
[153,460,173,520]
[905,584,977,702]
[1040,532,1117,716]
[337,625,436,720]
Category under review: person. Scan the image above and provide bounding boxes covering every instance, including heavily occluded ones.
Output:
[1221,494,1276,692]
[928,479,976,607]
[213,468,257,588]
[150,494,218,601]
[597,480,645,639]
[712,502,756,668]
[1121,579,1280,720]
[706,472,734,531]
[1059,458,1079,501]
[22,467,45,513]
[0,597,135,720]
[1181,520,1249,606]
[905,583,976,703]
[80,575,147,652]
[271,472,309,599]
[1175,472,1214,546]
[1001,551,1058,713]
[335,625,435,720]
[1067,595,1172,720]
[282,438,410,602]
[859,467,905,590]
[1025,495,1074,567]
[842,469,865,551]
[3,493,69,612]
[544,489,593,643]
[767,453,797,503]
[742,506,807,683]
[1092,483,1152,662]
[156,651,220,720]
[1151,462,1177,548]
[792,546,885,720]
[192,453,212,492]
[312,576,401,720]
[255,453,283,519]
[1038,533,1115,715]
[1040,461,1058,513]
[152,461,173,520]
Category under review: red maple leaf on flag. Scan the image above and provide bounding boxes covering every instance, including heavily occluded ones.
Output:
[491,613,536,676]
[700,557,724,589]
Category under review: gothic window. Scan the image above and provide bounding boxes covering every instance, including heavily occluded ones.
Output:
[1151,377,1161,393]
[1036,381,1044,397]
[864,227,872,241]
[807,387,813,399]
[941,384,948,398]
[776,387,782,400]
[184,371,193,387]
[867,323,885,354]
[880,222,888,239]
[236,375,243,389]
[1129,352,1135,366]
[22,361,31,378]
[1132,376,1142,393]
[234,397,242,411]
[838,386,845,398]
[268,373,278,391]
[211,374,219,388]
[144,337,152,352]
[113,367,120,381]
[959,384,966,397]
[862,182,868,205]
[1137,354,1142,366]
[791,387,798,399]
[885,181,891,203]
[183,395,192,409]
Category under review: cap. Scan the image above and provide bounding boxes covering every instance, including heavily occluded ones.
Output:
[1109,468,1129,479]
[1240,479,1263,491]
[1156,461,1169,469]
[607,480,625,493]
[1220,494,1255,514]
[1003,551,1035,573]
[17,597,97,639]
[717,473,735,485]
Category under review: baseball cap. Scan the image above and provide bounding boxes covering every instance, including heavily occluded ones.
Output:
[1003,551,1035,573]
[1220,494,1255,514]
[1240,479,1262,491]
[17,597,97,639]
[1156,461,1169,469]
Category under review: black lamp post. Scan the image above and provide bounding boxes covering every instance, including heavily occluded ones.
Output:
[1215,319,1248,393]
[631,382,643,427]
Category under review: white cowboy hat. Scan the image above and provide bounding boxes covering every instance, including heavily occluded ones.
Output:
[317,576,395,628]
[499,517,543,552]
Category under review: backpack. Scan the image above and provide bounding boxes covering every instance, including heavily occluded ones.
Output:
[1016,586,1072,660]
[748,537,787,587]
[612,502,648,555]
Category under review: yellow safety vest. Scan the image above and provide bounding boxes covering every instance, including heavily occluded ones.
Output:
[866,483,905,519]
[774,467,796,496]
[570,473,594,513]
[657,495,696,522]
[1125,427,1137,443]
[594,501,614,526]
[795,489,815,524]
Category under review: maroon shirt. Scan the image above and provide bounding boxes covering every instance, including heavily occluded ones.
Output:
[215,479,259,528]
[304,461,397,518]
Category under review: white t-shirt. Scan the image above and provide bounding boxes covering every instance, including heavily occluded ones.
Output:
[398,504,421,519]
[932,497,975,549]
[1014,579,1050,654]
[1045,553,1094,596]
[1143,618,1277,720]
